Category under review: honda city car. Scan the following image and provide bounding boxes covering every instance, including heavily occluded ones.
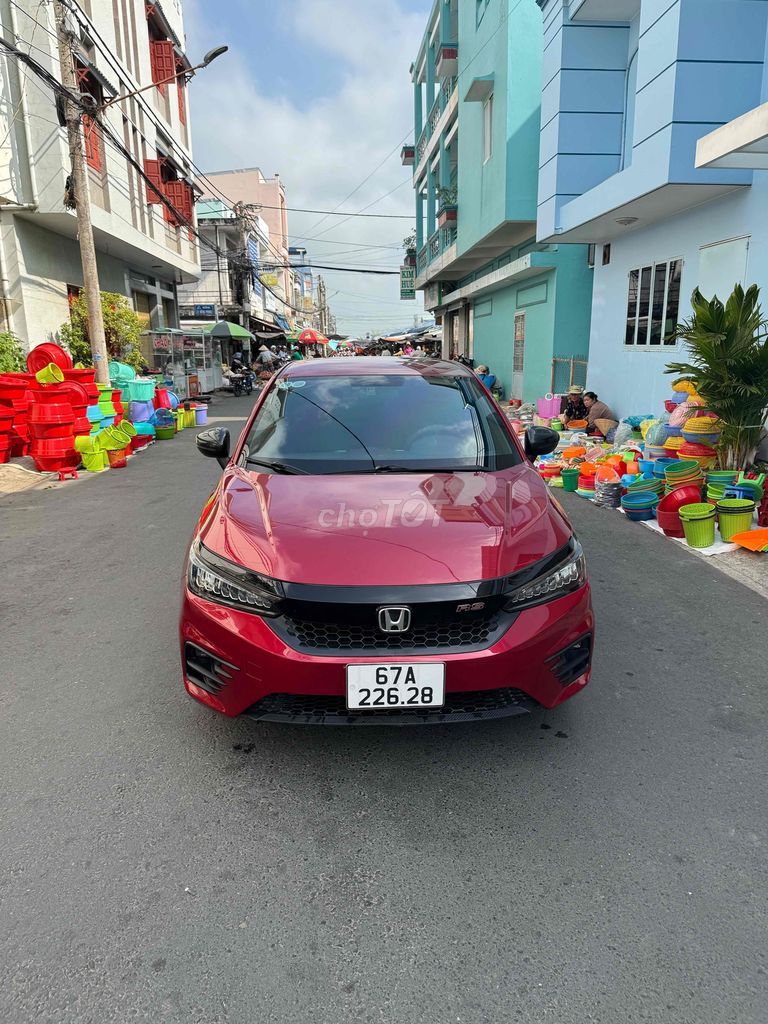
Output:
[180,358,594,724]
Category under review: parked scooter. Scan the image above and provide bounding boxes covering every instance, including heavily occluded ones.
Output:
[231,370,254,397]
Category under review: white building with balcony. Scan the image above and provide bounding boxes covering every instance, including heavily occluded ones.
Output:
[0,0,200,353]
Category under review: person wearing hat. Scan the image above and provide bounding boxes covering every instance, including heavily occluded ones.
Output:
[256,344,277,369]
[562,385,587,427]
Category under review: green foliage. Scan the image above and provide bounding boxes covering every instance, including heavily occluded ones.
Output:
[60,290,144,370]
[402,230,416,253]
[666,284,768,469]
[436,185,458,209]
[0,331,25,373]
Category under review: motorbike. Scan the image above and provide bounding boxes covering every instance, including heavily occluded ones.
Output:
[231,370,254,397]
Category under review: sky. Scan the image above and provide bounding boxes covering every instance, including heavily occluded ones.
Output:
[184,0,432,338]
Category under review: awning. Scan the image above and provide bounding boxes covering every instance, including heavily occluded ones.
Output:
[254,330,284,341]
[274,314,291,332]
[74,50,118,96]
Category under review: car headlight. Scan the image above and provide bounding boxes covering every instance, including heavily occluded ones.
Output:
[187,540,283,616]
[505,540,586,610]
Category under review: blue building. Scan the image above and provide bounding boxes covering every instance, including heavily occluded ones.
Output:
[406,0,593,401]
[536,0,768,415]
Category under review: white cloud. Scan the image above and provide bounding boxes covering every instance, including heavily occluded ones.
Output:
[184,0,429,336]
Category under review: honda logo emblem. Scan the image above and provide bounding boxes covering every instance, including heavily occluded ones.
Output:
[378,606,412,634]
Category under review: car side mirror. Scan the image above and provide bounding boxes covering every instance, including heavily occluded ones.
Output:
[196,427,230,469]
[524,426,560,461]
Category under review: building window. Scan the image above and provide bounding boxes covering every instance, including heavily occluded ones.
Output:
[482,94,493,163]
[625,259,682,346]
[74,61,104,171]
[476,0,490,26]
[602,244,611,266]
[587,244,596,268]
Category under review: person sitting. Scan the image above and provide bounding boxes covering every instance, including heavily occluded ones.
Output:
[583,391,619,438]
[475,365,497,390]
[562,385,587,427]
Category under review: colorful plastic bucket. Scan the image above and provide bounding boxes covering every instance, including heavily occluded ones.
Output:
[679,503,716,548]
[561,468,580,492]
[717,499,755,541]
[82,450,108,472]
[194,405,208,426]
[35,363,65,385]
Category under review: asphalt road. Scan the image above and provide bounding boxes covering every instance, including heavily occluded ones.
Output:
[1,392,766,1024]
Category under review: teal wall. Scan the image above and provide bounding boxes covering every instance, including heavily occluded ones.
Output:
[472,274,554,404]
[457,0,542,254]
[468,241,593,403]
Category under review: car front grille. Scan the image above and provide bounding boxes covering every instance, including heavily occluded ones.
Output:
[243,687,539,726]
[275,608,509,654]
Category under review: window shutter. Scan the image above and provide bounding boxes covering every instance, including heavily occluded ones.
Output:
[82,115,102,172]
[150,40,175,94]
[164,180,185,226]
[177,79,186,125]
[143,158,164,203]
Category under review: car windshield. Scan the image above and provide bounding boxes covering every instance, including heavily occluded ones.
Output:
[240,373,522,474]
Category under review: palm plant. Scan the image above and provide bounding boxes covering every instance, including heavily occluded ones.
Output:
[666,284,768,469]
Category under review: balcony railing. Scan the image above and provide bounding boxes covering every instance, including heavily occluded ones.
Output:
[424,224,457,268]
[415,75,458,168]
[417,245,428,275]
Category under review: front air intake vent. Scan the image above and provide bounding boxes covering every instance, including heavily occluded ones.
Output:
[546,635,592,687]
[184,642,239,695]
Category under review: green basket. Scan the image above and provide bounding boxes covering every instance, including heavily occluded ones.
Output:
[717,499,755,541]
[155,425,176,440]
[679,503,716,547]
[82,451,108,473]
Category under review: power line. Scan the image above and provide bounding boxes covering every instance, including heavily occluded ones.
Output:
[238,201,413,220]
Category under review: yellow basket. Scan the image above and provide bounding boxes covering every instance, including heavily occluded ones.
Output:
[685,416,721,432]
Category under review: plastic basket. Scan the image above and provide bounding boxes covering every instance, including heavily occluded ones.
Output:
[537,395,562,418]
[560,469,580,492]
[155,425,175,440]
[680,511,716,548]
[127,379,156,402]
[717,499,755,541]
[82,450,108,472]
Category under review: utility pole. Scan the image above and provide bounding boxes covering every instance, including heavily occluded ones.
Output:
[53,0,109,383]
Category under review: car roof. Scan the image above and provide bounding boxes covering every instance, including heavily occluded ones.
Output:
[279,357,473,379]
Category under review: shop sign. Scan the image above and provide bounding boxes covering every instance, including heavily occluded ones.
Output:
[153,335,171,350]
[194,304,216,318]
[260,272,279,287]
[400,265,416,300]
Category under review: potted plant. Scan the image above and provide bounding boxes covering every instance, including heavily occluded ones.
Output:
[437,185,458,227]
[403,230,417,267]
[667,284,768,470]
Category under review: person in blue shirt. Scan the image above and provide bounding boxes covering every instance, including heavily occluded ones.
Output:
[475,365,497,390]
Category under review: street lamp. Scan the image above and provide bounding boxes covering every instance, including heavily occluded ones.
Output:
[99,45,229,109]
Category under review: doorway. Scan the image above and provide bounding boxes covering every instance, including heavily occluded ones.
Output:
[512,312,525,399]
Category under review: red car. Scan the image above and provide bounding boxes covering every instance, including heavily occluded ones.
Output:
[181,358,593,724]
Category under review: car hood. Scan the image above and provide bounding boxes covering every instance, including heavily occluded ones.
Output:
[199,465,572,586]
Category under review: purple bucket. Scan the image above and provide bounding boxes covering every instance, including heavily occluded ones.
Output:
[194,405,208,426]
[129,399,155,423]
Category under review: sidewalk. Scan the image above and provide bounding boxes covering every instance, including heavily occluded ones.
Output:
[558,490,768,600]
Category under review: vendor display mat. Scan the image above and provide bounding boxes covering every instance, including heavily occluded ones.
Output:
[639,517,738,557]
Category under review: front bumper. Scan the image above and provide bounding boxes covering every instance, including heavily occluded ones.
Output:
[179,583,594,722]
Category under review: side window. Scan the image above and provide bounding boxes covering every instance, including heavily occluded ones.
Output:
[482,94,493,163]
[625,260,682,346]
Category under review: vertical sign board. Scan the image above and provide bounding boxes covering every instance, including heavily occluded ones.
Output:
[400,265,416,300]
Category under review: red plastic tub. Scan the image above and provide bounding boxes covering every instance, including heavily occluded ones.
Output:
[28,401,74,425]
[61,367,96,385]
[30,436,76,457]
[29,421,74,440]
[130,434,152,452]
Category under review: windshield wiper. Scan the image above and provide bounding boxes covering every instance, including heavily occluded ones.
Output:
[245,457,308,475]
[372,464,489,474]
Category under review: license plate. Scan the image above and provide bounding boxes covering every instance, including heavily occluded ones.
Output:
[346,664,445,710]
